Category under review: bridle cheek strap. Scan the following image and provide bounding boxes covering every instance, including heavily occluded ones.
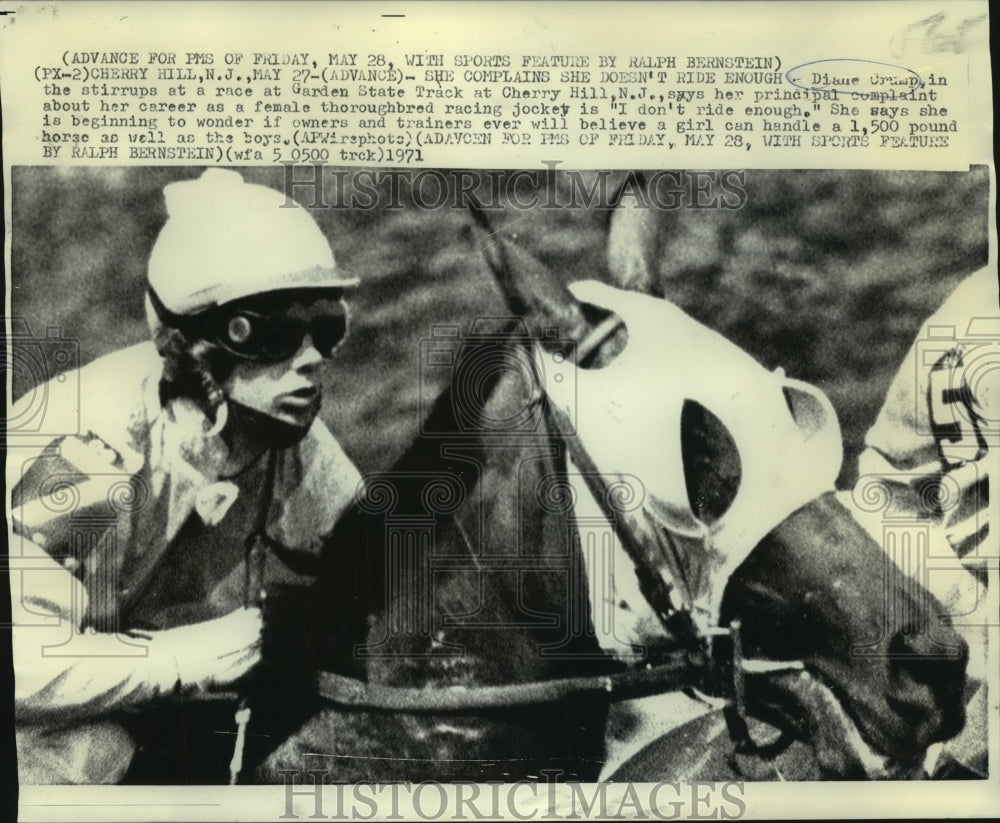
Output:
[553,283,854,765]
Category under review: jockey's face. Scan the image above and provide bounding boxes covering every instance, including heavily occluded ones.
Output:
[220,296,345,430]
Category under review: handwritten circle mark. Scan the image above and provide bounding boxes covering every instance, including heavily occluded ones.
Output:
[786,59,923,97]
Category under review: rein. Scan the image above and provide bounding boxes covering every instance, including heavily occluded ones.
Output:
[316,652,707,713]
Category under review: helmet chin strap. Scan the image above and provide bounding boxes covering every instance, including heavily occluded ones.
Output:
[226,400,312,452]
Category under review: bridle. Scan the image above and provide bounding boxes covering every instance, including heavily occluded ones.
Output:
[230,314,813,780]
[308,318,797,726]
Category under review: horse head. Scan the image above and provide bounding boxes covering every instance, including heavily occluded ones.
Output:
[473,190,969,779]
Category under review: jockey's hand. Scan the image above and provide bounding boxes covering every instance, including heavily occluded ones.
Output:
[149,607,263,695]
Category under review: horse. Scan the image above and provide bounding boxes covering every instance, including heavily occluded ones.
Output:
[249,196,968,784]
[470,194,970,780]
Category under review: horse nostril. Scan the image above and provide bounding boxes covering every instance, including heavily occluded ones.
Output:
[888,628,933,685]
[888,626,966,684]
[886,626,968,744]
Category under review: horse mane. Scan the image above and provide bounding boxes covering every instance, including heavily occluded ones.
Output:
[313,319,534,669]
[389,320,525,475]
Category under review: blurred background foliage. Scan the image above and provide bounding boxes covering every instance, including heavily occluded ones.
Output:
[11,166,990,488]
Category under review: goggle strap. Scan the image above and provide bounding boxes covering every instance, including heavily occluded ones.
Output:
[148,287,194,331]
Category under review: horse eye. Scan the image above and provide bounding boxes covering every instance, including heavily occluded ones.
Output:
[227,315,254,345]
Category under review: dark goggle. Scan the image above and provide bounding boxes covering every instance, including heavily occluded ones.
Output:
[212,309,348,362]
[148,288,349,364]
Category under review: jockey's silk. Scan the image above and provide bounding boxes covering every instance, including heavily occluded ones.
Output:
[8,342,362,783]
[841,267,996,778]
[539,281,844,625]
[850,267,996,572]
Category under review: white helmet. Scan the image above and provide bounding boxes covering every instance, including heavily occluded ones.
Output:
[148,168,358,315]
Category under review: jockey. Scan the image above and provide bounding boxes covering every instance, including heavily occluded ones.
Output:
[8,169,363,784]
[844,266,997,779]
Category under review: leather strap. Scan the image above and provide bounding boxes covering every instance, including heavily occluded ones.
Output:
[316,653,705,713]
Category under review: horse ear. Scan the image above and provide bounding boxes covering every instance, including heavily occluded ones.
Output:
[467,201,508,282]
[468,202,593,342]
[468,202,628,367]
[606,171,663,296]
[781,382,834,441]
